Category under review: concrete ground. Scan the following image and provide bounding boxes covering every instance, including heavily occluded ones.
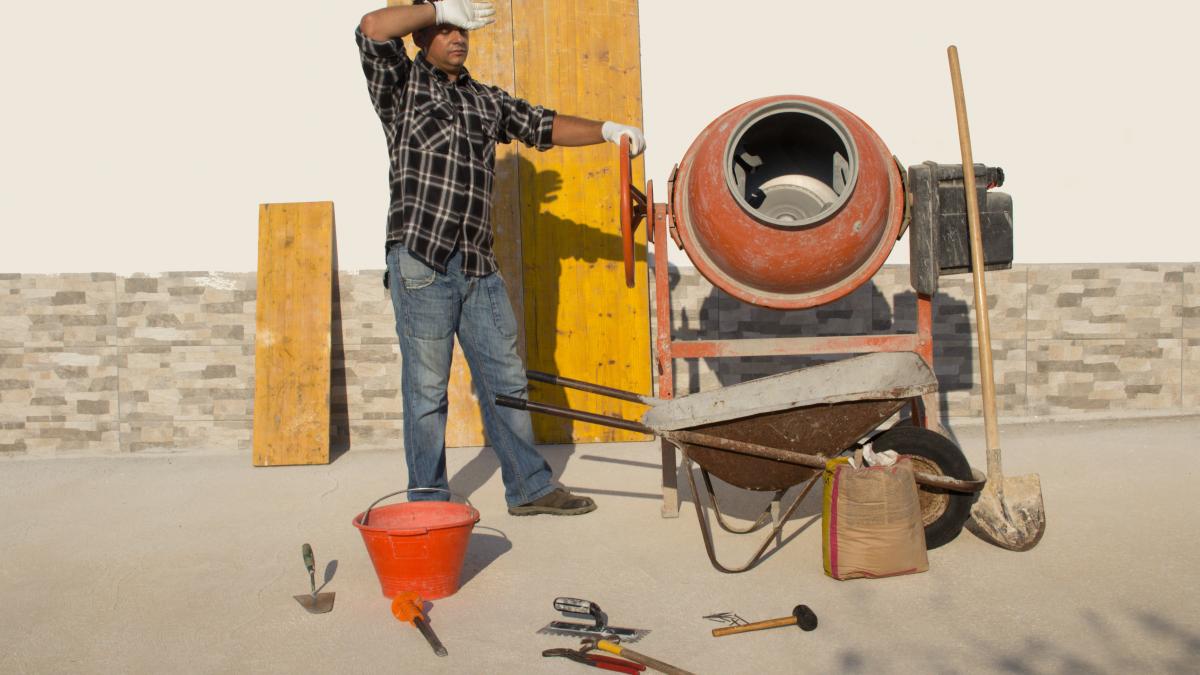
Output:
[2,415,1198,674]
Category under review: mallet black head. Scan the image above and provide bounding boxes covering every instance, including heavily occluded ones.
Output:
[792,604,818,631]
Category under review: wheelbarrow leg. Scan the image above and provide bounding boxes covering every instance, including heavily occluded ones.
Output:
[682,454,821,573]
[700,469,775,534]
[661,439,679,518]
[771,495,783,548]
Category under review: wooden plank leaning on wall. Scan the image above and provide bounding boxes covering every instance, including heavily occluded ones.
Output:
[252,201,333,466]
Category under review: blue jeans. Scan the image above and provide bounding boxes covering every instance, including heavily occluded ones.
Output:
[386,245,555,507]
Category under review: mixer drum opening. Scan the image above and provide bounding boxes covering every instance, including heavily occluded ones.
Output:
[672,95,903,309]
[723,102,859,227]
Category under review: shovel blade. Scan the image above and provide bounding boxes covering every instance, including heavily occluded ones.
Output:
[294,592,336,614]
[968,473,1045,552]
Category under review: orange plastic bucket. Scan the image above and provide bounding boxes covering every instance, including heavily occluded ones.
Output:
[353,489,480,600]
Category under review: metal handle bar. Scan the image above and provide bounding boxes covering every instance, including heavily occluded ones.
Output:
[495,395,653,434]
[527,370,661,405]
[359,488,475,527]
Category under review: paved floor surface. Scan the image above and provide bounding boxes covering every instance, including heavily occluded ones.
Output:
[2,416,1198,674]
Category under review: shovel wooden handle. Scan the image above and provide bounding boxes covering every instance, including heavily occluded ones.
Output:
[948,45,1002,474]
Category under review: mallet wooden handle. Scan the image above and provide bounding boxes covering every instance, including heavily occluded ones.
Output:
[712,616,796,637]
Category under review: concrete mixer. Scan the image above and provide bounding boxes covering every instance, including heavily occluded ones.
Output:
[499,94,1014,571]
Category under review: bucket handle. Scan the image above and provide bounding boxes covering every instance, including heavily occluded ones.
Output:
[359,488,476,527]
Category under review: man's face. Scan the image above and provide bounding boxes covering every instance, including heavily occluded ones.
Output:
[418,25,470,75]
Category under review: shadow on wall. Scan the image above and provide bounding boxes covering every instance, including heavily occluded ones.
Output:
[330,218,351,463]
[383,155,630,498]
[512,154,629,438]
[663,263,973,434]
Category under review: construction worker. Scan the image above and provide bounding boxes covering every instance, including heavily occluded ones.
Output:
[356,0,645,515]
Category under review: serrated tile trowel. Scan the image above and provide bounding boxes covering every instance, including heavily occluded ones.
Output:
[537,597,649,643]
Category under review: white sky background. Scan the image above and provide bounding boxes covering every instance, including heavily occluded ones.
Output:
[1,1,1197,273]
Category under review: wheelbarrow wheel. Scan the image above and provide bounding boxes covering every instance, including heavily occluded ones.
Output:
[872,426,973,549]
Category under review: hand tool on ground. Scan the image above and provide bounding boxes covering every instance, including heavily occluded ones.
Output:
[702,612,748,628]
[538,597,650,643]
[710,604,817,637]
[292,543,335,614]
[586,639,695,675]
[391,591,448,657]
[947,44,1047,552]
[542,647,646,673]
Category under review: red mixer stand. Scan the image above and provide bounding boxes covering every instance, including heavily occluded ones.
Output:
[647,204,936,518]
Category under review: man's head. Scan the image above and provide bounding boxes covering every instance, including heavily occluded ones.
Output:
[412,0,469,77]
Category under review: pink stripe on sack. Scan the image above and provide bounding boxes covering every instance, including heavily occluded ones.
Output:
[828,468,840,577]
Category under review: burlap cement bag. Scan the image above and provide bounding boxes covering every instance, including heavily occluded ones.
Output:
[822,455,928,580]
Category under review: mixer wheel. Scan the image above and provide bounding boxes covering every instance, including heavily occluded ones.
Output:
[871,425,973,550]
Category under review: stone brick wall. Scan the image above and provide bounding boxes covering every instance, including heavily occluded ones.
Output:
[1,264,1196,456]
[0,270,404,457]
[656,264,1200,422]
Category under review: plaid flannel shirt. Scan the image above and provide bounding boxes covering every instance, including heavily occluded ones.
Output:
[356,27,556,276]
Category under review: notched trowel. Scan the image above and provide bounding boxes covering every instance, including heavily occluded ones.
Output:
[538,597,649,643]
[293,543,335,614]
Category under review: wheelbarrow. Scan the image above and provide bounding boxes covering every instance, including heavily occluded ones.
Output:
[497,351,985,573]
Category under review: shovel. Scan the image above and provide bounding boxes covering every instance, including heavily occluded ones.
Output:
[947,45,1046,551]
[293,543,336,614]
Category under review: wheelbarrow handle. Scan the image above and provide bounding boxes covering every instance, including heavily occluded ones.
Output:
[526,370,661,406]
[495,395,654,435]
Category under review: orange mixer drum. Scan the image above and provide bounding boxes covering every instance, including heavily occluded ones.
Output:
[670,96,905,309]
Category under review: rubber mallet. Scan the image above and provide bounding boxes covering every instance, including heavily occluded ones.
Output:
[711,605,818,637]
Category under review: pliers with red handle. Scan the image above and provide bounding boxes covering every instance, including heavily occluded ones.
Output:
[542,647,646,673]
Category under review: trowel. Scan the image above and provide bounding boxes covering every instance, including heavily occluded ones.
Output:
[293,543,336,614]
[537,597,649,643]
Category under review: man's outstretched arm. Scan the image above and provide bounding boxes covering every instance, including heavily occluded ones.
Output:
[552,115,646,156]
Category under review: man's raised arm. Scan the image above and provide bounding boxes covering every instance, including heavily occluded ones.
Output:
[359,4,436,42]
[360,0,495,42]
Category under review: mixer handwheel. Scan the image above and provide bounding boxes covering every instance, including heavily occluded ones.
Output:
[618,135,647,288]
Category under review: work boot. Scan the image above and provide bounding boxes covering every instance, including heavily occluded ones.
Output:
[508,488,596,516]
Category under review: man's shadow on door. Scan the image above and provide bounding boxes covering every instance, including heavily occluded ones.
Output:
[449,154,652,501]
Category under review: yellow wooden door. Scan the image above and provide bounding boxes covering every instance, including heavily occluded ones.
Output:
[511,0,652,443]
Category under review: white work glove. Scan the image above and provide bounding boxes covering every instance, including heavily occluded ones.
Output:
[602,121,646,157]
[434,0,496,31]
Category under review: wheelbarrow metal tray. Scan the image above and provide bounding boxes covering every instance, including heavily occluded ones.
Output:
[641,352,936,431]
[644,352,938,492]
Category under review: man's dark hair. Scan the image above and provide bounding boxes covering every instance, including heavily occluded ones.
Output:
[410,0,439,48]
